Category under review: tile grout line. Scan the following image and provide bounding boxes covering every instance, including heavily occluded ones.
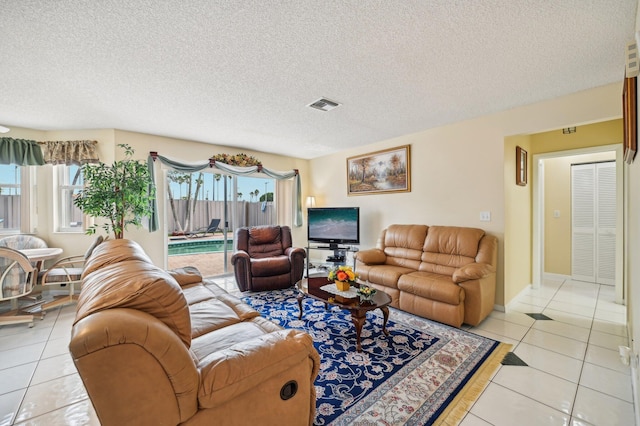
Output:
[566,280,598,422]
[15,308,61,425]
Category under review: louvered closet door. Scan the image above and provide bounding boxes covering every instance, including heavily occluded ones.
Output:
[596,162,616,285]
[571,162,616,285]
[572,164,595,282]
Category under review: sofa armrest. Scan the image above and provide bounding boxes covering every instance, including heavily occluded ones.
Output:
[285,247,306,284]
[197,329,320,409]
[168,266,203,287]
[69,308,199,425]
[452,263,495,283]
[231,250,252,291]
[285,246,306,260]
[355,249,387,265]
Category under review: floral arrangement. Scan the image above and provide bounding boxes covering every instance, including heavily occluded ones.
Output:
[328,265,358,283]
[211,153,261,167]
[357,286,377,298]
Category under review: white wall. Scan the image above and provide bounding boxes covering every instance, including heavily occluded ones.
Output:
[308,83,622,307]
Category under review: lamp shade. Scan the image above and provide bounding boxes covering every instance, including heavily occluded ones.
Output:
[306,196,316,208]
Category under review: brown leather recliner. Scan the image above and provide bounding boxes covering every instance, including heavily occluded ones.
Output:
[232,225,306,292]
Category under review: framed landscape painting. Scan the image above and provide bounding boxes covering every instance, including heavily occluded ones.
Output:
[347,145,411,196]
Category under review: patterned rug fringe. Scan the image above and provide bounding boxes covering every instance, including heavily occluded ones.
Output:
[433,342,512,425]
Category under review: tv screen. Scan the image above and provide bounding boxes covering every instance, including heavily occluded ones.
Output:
[307,207,360,247]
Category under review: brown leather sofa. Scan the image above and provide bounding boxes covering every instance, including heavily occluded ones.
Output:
[232,225,306,292]
[355,225,498,328]
[69,239,320,426]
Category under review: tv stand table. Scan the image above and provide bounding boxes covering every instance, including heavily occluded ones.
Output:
[305,244,358,278]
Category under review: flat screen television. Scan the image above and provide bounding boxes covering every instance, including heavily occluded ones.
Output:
[307,207,360,248]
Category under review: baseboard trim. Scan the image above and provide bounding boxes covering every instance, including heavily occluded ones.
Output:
[505,284,533,312]
[542,273,571,282]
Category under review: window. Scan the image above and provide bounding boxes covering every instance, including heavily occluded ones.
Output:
[57,164,84,232]
[0,164,22,232]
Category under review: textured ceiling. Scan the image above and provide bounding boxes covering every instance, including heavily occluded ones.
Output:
[0,1,637,159]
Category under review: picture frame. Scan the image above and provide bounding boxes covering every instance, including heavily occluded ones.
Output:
[347,145,411,196]
[516,146,527,186]
[623,76,637,164]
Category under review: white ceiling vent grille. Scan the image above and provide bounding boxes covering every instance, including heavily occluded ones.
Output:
[307,98,341,111]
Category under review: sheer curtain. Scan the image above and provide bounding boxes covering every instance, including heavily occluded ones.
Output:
[147,153,302,232]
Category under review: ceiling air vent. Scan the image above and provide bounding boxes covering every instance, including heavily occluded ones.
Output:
[307,98,341,112]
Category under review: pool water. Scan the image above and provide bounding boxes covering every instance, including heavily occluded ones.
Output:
[168,239,234,255]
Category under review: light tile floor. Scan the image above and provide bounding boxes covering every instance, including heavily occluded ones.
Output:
[461,278,635,426]
[0,277,634,425]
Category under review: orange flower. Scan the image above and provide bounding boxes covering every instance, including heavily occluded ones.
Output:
[328,265,358,282]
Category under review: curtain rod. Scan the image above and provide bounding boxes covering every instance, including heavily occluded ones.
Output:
[149,151,298,175]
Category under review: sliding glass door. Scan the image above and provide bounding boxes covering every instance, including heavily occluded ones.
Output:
[166,170,276,276]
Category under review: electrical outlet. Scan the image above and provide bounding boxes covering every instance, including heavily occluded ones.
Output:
[479,211,491,222]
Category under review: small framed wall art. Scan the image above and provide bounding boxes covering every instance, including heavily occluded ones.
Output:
[347,145,411,196]
[516,146,527,186]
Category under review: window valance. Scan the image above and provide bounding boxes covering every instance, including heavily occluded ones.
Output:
[39,140,100,165]
[147,152,303,232]
[0,137,45,166]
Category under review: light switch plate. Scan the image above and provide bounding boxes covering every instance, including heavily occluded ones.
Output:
[480,211,491,222]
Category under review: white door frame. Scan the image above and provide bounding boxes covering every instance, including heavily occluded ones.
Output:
[532,144,624,304]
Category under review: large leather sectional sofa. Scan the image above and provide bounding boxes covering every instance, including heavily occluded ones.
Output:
[69,239,320,426]
[355,224,498,328]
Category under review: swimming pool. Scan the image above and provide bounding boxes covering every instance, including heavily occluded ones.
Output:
[168,239,234,256]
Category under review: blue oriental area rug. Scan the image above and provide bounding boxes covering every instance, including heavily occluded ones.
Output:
[243,288,510,426]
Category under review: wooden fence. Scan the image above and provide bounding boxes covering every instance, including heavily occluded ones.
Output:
[0,196,274,234]
[167,199,275,234]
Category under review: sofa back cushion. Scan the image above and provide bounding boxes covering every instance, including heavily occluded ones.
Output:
[82,239,153,278]
[236,225,292,259]
[77,239,192,347]
[380,225,428,269]
[420,226,485,275]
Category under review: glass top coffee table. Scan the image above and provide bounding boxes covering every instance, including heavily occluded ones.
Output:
[296,276,391,352]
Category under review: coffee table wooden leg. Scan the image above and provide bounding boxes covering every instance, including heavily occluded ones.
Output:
[351,313,366,352]
[297,294,304,320]
[380,306,390,336]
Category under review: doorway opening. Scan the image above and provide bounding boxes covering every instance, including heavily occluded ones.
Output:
[532,144,623,304]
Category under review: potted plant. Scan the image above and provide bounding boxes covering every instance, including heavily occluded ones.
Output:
[328,265,358,291]
[74,144,155,239]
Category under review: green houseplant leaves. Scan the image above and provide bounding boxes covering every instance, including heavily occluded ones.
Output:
[74,144,155,239]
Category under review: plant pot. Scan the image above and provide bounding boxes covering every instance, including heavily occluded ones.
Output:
[335,280,350,291]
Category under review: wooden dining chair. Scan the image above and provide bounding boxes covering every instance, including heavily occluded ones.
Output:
[40,236,104,312]
[0,247,37,328]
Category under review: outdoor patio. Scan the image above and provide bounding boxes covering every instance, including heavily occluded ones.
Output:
[167,233,234,277]
[167,251,233,277]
